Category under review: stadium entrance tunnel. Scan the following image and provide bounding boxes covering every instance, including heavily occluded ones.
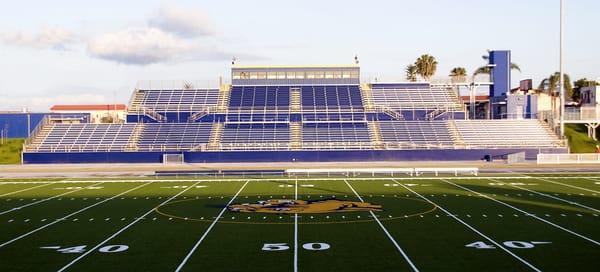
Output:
[154,195,436,225]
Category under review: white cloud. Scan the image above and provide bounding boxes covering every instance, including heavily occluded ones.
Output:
[0,26,77,50]
[87,27,197,65]
[149,4,214,38]
[87,27,232,65]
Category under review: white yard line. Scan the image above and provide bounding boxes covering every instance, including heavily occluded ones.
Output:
[175,180,250,272]
[57,181,204,272]
[538,177,600,194]
[343,179,419,272]
[442,179,600,246]
[294,179,298,272]
[0,182,151,249]
[392,180,541,272]
[0,182,104,216]
[500,181,600,214]
[0,183,52,197]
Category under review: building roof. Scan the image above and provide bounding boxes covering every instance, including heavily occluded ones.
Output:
[50,104,127,111]
[232,64,359,69]
[460,96,489,102]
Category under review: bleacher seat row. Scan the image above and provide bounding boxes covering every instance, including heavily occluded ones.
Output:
[26,119,562,152]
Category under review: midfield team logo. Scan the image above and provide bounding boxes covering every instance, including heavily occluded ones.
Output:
[228,199,382,214]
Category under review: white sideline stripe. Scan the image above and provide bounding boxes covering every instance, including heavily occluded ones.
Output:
[0,182,104,216]
[56,181,203,272]
[442,179,600,246]
[343,179,419,272]
[294,179,298,272]
[498,180,600,214]
[539,177,600,194]
[4,175,600,185]
[175,181,250,272]
[0,182,151,249]
[392,180,541,272]
[0,183,52,197]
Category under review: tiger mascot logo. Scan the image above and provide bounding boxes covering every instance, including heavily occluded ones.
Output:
[228,199,382,214]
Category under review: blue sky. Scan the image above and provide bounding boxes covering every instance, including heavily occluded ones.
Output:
[0,0,598,111]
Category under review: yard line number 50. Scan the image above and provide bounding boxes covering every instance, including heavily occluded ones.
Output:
[262,242,330,251]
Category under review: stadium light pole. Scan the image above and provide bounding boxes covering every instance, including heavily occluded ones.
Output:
[559,0,565,137]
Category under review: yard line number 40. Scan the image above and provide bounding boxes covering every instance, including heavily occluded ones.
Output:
[466,241,551,249]
[41,245,129,254]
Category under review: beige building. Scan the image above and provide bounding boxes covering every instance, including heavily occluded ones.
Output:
[50,104,127,123]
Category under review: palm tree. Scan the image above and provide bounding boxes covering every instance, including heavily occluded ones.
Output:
[538,72,572,97]
[449,67,468,83]
[405,64,418,82]
[473,52,521,76]
[414,54,438,81]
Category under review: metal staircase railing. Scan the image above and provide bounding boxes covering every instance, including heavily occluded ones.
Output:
[188,107,212,122]
[367,121,384,149]
[125,123,144,151]
[289,122,302,150]
[207,122,224,150]
[447,120,465,146]
[141,107,166,122]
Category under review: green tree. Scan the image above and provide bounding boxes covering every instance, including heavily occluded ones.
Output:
[449,67,468,83]
[538,72,572,97]
[405,64,418,82]
[414,54,438,81]
[572,78,599,102]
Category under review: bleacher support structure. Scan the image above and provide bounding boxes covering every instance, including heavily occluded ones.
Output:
[22,65,567,163]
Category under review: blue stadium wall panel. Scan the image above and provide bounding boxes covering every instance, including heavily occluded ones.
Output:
[0,113,48,138]
[23,148,566,164]
[23,152,170,164]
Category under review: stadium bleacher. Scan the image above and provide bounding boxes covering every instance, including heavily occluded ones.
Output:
[302,122,372,149]
[22,67,567,163]
[29,123,137,152]
[379,121,454,147]
[229,86,290,109]
[220,123,290,150]
[130,89,219,112]
[301,85,363,110]
[138,123,212,151]
[454,119,562,148]
[370,83,462,110]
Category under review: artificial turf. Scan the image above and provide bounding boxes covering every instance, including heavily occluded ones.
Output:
[0,174,598,271]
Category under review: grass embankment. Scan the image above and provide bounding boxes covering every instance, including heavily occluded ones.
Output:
[565,124,600,153]
[0,138,24,164]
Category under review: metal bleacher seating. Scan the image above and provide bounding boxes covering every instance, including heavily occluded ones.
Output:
[30,123,137,152]
[453,119,562,148]
[229,86,290,110]
[371,83,462,110]
[220,123,290,150]
[301,85,362,110]
[302,122,372,149]
[138,123,212,151]
[130,89,219,112]
[379,121,454,147]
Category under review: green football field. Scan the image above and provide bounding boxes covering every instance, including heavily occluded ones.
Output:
[0,173,599,271]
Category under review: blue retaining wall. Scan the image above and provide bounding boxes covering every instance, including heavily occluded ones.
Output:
[0,113,48,138]
[23,148,567,164]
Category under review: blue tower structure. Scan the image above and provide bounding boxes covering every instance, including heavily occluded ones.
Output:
[489,50,511,98]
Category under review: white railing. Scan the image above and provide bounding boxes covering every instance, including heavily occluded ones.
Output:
[564,107,600,121]
[286,167,478,177]
[538,153,600,164]
[136,80,222,90]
